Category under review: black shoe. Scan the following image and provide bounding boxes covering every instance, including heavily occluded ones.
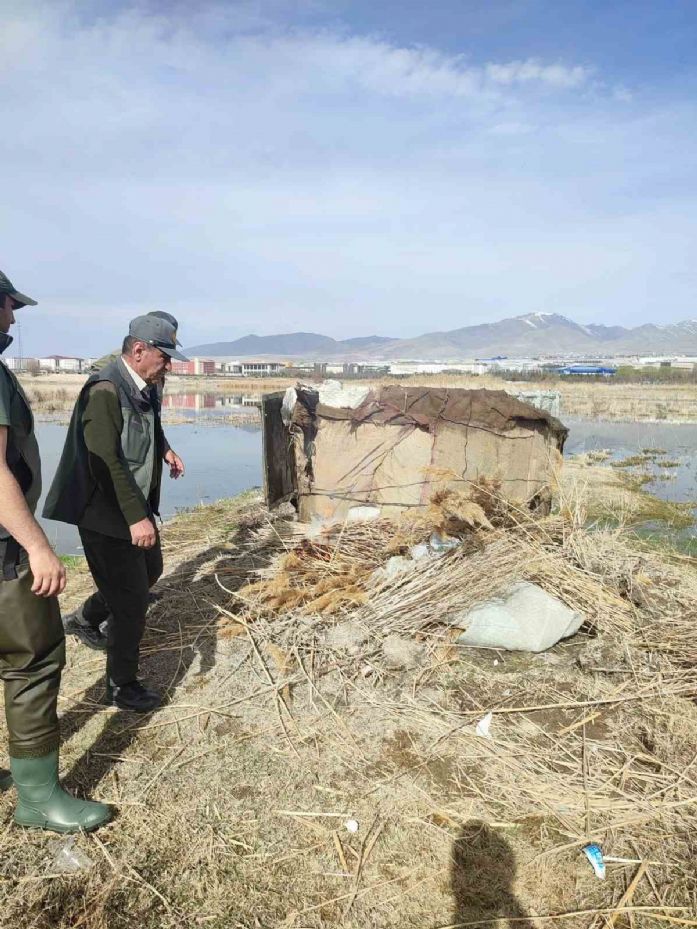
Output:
[63,607,108,652]
[104,678,161,713]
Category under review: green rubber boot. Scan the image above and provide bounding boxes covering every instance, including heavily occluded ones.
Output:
[0,768,11,791]
[11,751,112,833]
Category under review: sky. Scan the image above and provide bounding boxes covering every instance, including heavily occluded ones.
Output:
[2,0,697,356]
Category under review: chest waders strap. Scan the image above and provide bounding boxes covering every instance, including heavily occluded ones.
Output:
[0,537,21,581]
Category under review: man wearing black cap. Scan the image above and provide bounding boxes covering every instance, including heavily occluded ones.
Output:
[44,315,188,712]
[89,310,181,374]
[0,268,110,832]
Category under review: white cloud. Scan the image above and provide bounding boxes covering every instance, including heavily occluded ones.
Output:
[0,1,695,355]
[267,39,592,99]
[485,59,592,88]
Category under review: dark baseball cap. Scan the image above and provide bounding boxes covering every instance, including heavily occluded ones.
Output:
[0,269,37,309]
[129,315,188,361]
[148,311,181,345]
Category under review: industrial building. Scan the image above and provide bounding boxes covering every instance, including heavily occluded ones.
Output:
[171,358,216,376]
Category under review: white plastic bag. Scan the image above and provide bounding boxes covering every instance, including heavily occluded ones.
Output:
[317,380,370,409]
[452,581,583,653]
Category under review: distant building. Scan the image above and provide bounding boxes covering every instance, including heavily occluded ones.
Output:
[283,364,315,377]
[629,356,697,370]
[2,356,39,372]
[38,355,85,373]
[557,364,617,376]
[389,362,488,375]
[171,357,216,376]
[486,359,543,374]
[217,360,285,376]
[342,363,391,376]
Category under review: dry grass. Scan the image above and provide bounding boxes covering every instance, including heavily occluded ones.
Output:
[0,476,696,929]
[19,371,697,423]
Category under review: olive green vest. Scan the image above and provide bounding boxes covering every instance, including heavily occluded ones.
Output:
[0,334,42,539]
[43,359,163,539]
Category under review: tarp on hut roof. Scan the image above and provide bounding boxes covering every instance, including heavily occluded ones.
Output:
[262,385,568,522]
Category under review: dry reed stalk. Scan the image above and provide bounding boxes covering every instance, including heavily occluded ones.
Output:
[11,482,689,929]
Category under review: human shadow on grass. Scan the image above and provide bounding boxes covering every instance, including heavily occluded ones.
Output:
[448,820,534,929]
[57,512,291,799]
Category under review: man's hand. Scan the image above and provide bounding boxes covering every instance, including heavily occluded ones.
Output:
[27,544,66,597]
[130,517,157,549]
[164,449,185,479]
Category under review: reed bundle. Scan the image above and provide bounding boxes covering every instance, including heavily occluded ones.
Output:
[226,482,634,649]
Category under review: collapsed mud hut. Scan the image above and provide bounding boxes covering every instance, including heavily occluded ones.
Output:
[262,384,568,522]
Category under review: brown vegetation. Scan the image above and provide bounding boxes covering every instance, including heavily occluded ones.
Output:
[1,465,695,928]
[21,371,697,423]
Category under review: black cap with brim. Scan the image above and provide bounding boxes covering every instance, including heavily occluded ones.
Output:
[0,269,37,308]
[155,343,189,362]
[148,310,182,345]
[8,290,37,308]
[128,314,188,361]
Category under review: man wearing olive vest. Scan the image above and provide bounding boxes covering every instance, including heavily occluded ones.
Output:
[61,310,179,651]
[44,316,187,713]
[0,268,110,832]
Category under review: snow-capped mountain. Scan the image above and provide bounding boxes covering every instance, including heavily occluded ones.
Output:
[186,313,697,360]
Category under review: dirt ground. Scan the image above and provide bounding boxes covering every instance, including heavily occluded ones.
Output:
[0,464,695,929]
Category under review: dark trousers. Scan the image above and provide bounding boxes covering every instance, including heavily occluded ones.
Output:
[78,527,163,686]
[0,539,64,758]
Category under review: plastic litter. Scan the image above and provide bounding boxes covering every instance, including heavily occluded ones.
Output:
[409,543,431,561]
[346,506,381,522]
[281,386,298,426]
[475,712,493,740]
[452,581,584,653]
[48,836,95,874]
[429,531,461,553]
[317,380,370,410]
[344,818,359,834]
[372,555,414,582]
[582,843,606,880]
[307,507,381,536]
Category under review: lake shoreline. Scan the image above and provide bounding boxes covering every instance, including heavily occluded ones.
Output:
[31,412,697,555]
[18,371,697,423]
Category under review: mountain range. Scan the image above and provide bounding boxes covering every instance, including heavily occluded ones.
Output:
[186,313,697,361]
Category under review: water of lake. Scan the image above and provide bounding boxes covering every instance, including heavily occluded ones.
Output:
[32,414,696,554]
[35,422,263,555]
[162,392,262,418]
[564,418,697,505]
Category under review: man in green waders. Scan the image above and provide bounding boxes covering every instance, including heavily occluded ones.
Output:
[0,268,110,832]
